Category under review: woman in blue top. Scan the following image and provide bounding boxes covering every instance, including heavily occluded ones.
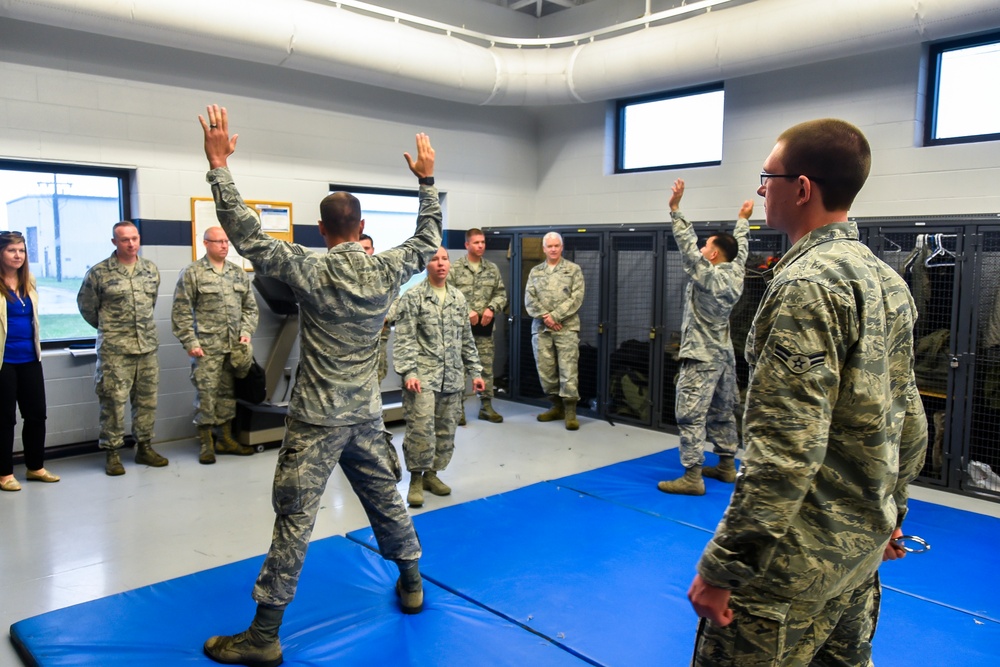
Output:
[0,230,58,492]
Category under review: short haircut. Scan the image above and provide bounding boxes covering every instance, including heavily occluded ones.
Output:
[777,119,871,212]
[359,233,373,245]
[203,226,226,241]
[466,228,485,240]
[542,231,563,245]
[112,220,137,236]
[710,233,738,263]
[319,192,363,236]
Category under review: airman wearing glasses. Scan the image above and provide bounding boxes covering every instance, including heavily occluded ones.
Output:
[77,221,166,476]
[688,119,927,666]
[171,226,259,464]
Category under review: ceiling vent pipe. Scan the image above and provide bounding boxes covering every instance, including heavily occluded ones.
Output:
[1,0,999,105]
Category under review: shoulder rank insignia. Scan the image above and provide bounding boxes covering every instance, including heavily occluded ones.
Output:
[774,343,825,374]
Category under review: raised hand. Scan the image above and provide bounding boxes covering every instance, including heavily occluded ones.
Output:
[404,133,435,180]
[668,178,685,212]
[198,104,239,169]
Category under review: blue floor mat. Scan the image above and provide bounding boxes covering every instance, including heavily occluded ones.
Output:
[350,470,1000,666]
[10,535,590,667]
[553,449,1000,624]
[13,452,998,666]
[350,482,735,666]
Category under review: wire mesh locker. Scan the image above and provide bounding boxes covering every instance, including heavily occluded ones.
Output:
[605,233,656,425]
[658,233,685,430]
[875,228,962,485]
[966,228,1000,498]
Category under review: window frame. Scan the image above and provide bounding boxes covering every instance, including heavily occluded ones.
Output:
[614,82,725,174]
[924,31,1000,147]
[0,159,132,349]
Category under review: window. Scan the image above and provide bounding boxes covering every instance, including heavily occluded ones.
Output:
[615,84,725,173]
[331,184,426,295]
[925,32,1000,146]
[0,160,131,345]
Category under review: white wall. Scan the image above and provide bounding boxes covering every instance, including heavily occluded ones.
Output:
[0,19,539,448]
[2,18,999,450]
[532,44,1000,226]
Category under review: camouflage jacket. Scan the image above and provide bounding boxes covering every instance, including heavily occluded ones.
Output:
[672,210,749,362]
[524,258,585,334]
[697,221,928,602]
[207,167,441,427]
[77,252,160,354]
[393,279,482,393]
[448,255,508,318]
[171,255,259,354]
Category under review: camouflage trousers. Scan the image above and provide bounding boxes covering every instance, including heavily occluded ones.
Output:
[675,358,739,469]
[95,350,158,450]
[190,351,237,426]
[401,388,461,472]
[252,417,421,608]
[532,327,580,401]
[693,572,881,667]
[471,334,495,399]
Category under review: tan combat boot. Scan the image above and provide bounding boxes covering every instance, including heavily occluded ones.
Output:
[702,456,737,483]
[396,564,424,615]
[536,395,564,422]
[215,421,255,456]
[478,399,503,423]
[564,399,579,431]
[657,466,705,496]
[134,442,168,467]
[105,450,125,476]
[197,426,216,465]
[407,472,424,507]
[204,604,284,667]
[423,471,452,496]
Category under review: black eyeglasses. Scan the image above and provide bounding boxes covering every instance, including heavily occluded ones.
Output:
[759,172,825,187]
[205,239,229,244]
[0,230,24,239]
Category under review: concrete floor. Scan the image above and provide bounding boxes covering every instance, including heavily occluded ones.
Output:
[3,398,998,665]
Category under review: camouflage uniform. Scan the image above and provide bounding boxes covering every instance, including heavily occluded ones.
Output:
[672,210,749,468]
[171,255,259,426]
[207,167,440,608]
[394,279,482,473]
[694,222,928,665]
[524,258,585,400]
[447,254,507,399]
[77,252,160,451]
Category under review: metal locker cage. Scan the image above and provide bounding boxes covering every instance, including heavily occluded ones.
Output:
[870,224,965,487]
[604,232,657,426]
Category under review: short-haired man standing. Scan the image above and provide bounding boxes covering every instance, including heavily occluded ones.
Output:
[200,105,440,667]
[171,226,259,464]
[657,179,751,496]
[688,119,927,665]
[525,232,585,430]
[395,247,484,507]
[77,221,167,476]
[448,228,508,423]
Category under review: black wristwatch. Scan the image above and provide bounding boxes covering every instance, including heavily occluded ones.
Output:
[418,176,435,186]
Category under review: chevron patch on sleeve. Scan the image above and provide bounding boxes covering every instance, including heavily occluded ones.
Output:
[774,343,826,374]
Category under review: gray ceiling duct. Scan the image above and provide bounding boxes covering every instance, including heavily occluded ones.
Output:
[2,0,999,105]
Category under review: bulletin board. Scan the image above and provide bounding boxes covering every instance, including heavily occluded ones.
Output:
[190,198,294,270]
